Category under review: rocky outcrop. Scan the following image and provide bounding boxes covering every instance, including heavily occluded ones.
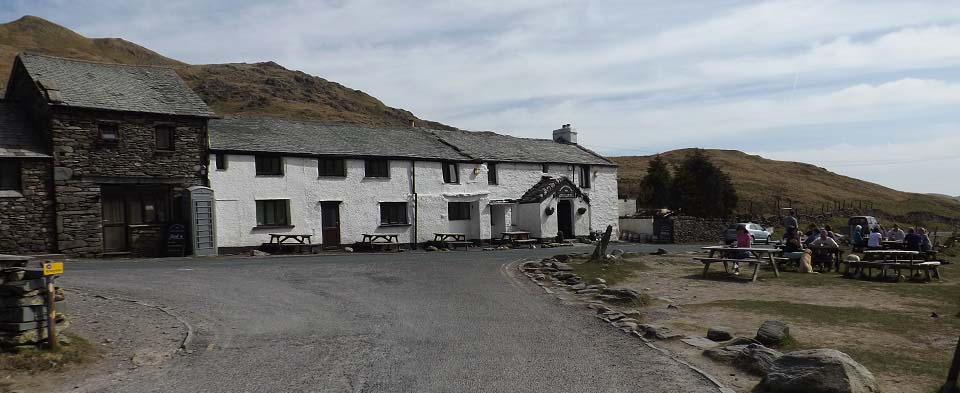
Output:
[704,343,782,376]
[756,320,791,347]
[756,349,880,393]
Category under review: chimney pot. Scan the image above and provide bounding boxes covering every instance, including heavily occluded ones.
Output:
[552,124,578,144]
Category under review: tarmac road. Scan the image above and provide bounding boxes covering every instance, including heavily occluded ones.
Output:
[57,243,716,393]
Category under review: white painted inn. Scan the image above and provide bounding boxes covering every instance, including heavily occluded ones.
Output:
[207,118,618,249]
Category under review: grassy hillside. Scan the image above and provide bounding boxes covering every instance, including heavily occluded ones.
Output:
[0,16,453,130]
[614,149,960,228]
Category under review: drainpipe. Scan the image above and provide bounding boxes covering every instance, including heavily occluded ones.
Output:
[411,159,418,250]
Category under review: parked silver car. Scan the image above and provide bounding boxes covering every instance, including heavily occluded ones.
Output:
[723,223,773,244]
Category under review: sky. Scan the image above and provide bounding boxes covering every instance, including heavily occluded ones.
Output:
[4,0,960,195]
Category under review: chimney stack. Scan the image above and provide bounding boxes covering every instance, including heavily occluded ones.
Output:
[552,124,578,144]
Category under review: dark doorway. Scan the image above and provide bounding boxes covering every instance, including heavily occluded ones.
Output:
[557,200,573,239]
[102,191,128,252]
[321,201,341,247]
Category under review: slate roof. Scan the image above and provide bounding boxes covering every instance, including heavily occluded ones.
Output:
[518,176,589,204]
[209,118,471,161]
[210,117,616,166]
[428,129,615,166]
[0,101,49,158]
[15,54,216,118]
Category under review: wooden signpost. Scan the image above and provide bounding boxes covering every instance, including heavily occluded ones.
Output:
[42,261,63,349]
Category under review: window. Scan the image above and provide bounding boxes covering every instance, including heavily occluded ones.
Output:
[0,160,21,191]
[578,165,591,188]
[318,158,346,177]
[215,153,227,170]
[542,163,550,173]
[442,162,459,184]
[365,159,389,178]
[155,125,175,151]
[448,202,471,220]
[255,155,283,176]
[487,163,498,185]
[380,202,408,225]
[256,200,290,226]
[99,122,119,141]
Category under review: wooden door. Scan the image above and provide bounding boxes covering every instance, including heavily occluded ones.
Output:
[557,200,573,239]
[320,201,341,246]
[102,193,128,252]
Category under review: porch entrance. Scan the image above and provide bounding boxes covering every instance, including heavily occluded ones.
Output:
[320,201,341,247]
[557,199,573,239]
[100,185,174,253]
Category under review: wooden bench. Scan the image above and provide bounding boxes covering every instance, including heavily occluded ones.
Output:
[843,259,941,281]
[694,257,778,282]
[512,239,538,248]
[446,241,472,251]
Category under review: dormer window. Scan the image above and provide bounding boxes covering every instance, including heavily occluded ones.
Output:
[99,122,119,142]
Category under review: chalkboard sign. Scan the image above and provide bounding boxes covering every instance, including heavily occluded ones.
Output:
[165,223,187,257]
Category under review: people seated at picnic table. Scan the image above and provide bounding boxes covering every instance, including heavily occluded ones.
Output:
[823,224,839,240]
[809,229,840,248]
[886,224,906,241]
[731,224,753,275]
[919,227,934,252]
[851,225,865,248]
[802,223,820,245]
[904,227,922,251]
[867,227,883,250]
[782,227,805,260]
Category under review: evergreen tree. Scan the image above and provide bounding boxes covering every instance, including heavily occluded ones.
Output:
[670,149,738,218]
[639,155,673,208]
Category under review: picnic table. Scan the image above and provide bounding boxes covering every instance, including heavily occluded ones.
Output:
[850,250,940,281]
[697,246,782,282]
[881,240,905,250]
[362,233,402,252]
[807,245,844,272]
[268,234,320,253]
[433,233,471,250]
[500,231,536,247]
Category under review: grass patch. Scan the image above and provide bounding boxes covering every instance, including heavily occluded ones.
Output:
[690,299,956,334]
[0,334,97,373]
[570,258,649,286]
[689,299,954,381]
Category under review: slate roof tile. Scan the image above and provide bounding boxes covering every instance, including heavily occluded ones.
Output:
[16,54,216,118]
[210,117,616,166]
[209,117,471,161]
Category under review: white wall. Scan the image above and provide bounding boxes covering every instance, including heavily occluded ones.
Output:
[209,154,619,248]
[619,198,637,217]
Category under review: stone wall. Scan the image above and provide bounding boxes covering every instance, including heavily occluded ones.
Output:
[668,216,729,244]
[51,109,207,256]
[0,159,56,254]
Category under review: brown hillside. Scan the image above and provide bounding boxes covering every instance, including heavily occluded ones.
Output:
[0,16,453,129]
[614,149,960,226]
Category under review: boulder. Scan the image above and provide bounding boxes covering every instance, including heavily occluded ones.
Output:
[553,262,574,271]
[554,272,575,280]
[652,248,668,255]
[590,278,607,285]
[756,320,791,347]
[521,261,543,271]
[425,246,439,252]
[704,344,783,376]
[602,288,641,300]
[570,283,587,290]
[757,349,880,393]
[343,247,354,253]
[553,254,571,262]
[586,284,607,290]
[638,324,679,340]
[564,277,582,285]
[707,326,733,342]
[576,289,600,295]
[611,249,624,257]
[250,250,270,257]
[729,336,762,346]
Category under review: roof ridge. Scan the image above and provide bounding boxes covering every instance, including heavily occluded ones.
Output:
[19,52,180,71]
[435,127,557,143]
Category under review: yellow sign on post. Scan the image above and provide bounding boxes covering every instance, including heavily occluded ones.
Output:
[43,262,63,276]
